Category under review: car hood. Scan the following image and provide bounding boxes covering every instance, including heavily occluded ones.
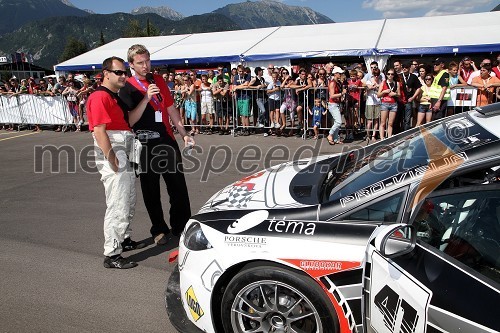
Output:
[198,155,336,213]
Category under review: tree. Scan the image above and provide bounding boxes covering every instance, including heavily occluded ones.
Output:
[59,37,88,63]
[98,30,106,47]
[146,18,160,37]
[124,19,146,37]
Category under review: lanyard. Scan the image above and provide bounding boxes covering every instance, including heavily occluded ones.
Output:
[133,76,162,110]
[402,73,409,84]
[387,81,395,92]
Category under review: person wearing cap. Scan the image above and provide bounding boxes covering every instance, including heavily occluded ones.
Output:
[429,58,450,120]
[399,62,421,131]
[459,56,476,83]
[326,66,346,145]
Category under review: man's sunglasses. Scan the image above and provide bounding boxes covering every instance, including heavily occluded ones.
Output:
[107,69,127,76]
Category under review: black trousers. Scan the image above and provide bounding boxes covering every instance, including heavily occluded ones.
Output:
[430,98,448,121]
[139,136,191,237]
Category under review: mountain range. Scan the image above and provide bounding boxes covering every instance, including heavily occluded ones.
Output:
[0,0,334,70]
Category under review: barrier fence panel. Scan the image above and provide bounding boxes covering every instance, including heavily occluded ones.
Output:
[0,95,73,127]
[0,95,25,124]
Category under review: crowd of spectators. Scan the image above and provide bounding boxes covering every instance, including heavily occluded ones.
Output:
[2,53,500,142]
[155,55,500,141]
[0,73,101,132]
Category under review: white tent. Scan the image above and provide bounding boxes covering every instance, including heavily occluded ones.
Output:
[54,11,500,72]
[55,35,190,71]
[242,20,386,61]
[376,11,500,55]
[150,27,278,66]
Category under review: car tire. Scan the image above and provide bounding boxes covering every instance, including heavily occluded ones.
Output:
[220,264,339,333]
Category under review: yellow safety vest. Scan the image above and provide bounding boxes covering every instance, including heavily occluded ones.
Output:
[429,70,450,100]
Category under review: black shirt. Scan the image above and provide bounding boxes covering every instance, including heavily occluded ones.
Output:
[399,73,421,101]
[119,81,169,139]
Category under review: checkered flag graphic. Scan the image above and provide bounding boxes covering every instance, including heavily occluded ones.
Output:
[228,185,256,208]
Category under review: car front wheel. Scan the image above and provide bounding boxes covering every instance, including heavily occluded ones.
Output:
[221,264,339,333]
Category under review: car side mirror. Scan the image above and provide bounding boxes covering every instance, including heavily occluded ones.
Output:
[377,225,416,259]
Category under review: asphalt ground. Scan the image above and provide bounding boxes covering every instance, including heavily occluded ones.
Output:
[0,128,366,332]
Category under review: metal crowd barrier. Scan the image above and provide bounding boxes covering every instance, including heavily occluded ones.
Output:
[169,85,492,140]
[0,94,74,129]
[170,87,358,139]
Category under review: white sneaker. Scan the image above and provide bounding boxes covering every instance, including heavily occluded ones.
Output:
[263,132,269,137]
[274,123,280,128]
[257,123,265,128]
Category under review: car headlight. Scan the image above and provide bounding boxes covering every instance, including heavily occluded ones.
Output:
[183,222,213,251]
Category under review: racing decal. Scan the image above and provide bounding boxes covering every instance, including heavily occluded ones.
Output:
[226,210,317,236]
[321,272,362,333]
[224,235,267,248]
[201,260,223,292]
[411,127,468,210]
[282,259,360,278]
[369,251,431,333]
[227,210,269,234]
[185,286,204,322]
[340,151,468,208]
[267,216,316,235]
[178,249,190,272]
[227,171,265,208]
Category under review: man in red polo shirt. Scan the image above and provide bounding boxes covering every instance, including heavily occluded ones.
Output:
[87,56,154,269]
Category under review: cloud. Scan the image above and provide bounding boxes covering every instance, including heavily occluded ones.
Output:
[362,0,494,18]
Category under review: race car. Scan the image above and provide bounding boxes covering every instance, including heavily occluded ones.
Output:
[166,103,500,333]
[363,220,499,332]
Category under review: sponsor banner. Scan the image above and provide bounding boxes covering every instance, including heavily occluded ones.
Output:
[281,258,361,278]
[448,87,477,107]
[0,56,8,63]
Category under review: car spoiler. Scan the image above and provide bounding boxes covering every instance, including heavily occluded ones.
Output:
[474,102,500,117]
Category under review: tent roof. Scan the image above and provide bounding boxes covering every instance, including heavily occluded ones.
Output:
[376,12,500,55]
[150,27,278,66]
[55,35,190,71]
[243,20,385,61]
[54,11,500,71]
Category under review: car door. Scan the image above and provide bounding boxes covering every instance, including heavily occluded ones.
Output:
[363,185,500,333]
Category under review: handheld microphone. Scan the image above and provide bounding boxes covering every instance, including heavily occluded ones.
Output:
[145,73,162,102]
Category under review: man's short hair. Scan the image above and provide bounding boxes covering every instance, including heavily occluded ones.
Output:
[127,44,150,63]
[102,56,125,71]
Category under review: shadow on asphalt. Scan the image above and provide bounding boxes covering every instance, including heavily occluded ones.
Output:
[126,236,180,263]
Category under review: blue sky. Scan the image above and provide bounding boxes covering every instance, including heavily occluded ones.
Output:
[68,0,497,22]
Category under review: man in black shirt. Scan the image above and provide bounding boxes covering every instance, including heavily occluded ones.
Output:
[399,62,422,131]
[119,44,195,246]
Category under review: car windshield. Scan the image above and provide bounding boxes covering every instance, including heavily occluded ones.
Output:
[323,113,492,202]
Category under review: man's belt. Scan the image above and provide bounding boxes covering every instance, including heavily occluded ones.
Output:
[136,130,161,141]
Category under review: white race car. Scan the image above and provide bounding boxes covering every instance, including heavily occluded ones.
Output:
[166,104,500,333]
